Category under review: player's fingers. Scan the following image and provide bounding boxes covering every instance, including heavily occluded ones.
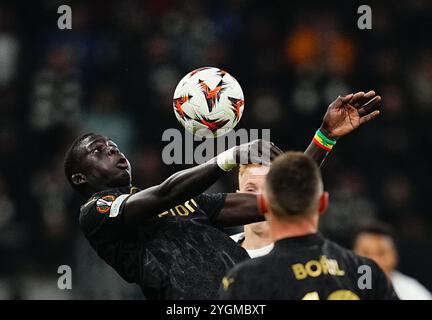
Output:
[359,110,380,125]
[349,91,365,105]
[269,147,281,161]
[270,149,280,162]
[339,93,354,103]
[253,139,272,164]
[270,142,284,155]
[364,90,376,100]
[358,96,381,116]
[259,141,272,165]
[354,90,376,108]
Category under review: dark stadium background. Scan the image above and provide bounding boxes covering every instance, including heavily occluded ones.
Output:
[0,0,431,299]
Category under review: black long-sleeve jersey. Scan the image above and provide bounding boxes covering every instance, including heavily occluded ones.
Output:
[79,187,249,300]
[219,233,399,300]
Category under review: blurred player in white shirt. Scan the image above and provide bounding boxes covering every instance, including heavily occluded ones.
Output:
[353,223,432,300]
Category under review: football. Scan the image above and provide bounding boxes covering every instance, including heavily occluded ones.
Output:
[173,67,245,138]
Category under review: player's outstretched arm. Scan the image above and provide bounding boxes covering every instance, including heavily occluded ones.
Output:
[305,90,381,166]
[212,192,263,227]
[122,139,283,226]
[213,91,381,227]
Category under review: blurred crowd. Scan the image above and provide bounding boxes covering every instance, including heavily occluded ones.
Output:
[0,0,431,299]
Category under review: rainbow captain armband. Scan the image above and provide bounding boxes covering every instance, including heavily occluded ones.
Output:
[312,129,337,151]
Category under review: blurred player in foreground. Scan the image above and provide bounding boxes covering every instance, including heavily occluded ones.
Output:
[64,91,380,299]
[353,223,432,300]
[220,152,398,300]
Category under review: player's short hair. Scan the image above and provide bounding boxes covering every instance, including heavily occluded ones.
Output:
[353,222,397,246]
[239,164,252,178]
[238,163,265,180]
[265,152,322,217]
[64,132,95,193]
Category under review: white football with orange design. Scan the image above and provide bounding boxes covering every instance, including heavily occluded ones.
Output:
[173,67,245,138]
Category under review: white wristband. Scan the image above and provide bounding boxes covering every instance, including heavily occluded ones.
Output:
[216,147,237,171]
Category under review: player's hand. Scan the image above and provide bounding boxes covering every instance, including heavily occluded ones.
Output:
[235,139,283,166]
[320,90,381,139]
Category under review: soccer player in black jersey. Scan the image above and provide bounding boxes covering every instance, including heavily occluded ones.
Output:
[64,91,381,299]
[219,152,398,300]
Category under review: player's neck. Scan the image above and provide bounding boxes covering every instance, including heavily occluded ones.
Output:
[386,269,395,279]
[269,215,318,242]
[242,226,273,250]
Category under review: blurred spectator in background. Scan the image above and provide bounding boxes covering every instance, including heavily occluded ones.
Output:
[353,223,432,300]
[82,84,135,156]
[0,5,19,88]
[29,45,82,130]
[73,232,142,299]
[0,175,25,299]
[29,156,74,265]
[0,33,19,88]
[319,169,378,248]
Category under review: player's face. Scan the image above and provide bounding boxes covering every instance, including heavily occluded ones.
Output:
[79,134,132,189]
[239,165,270,194]
[353,233,398,276]
[239,165,270,232]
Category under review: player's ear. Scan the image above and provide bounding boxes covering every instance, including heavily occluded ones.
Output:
[318,192,329,216]
[71,173,87,187]
[257,193,268,215]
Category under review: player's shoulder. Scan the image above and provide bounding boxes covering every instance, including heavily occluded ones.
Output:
[222,253,274,297]
[80,188,125,215]
[393,271,427,289]
[227,251,272,278]
[79,187,134,233]
[392,271,432,299]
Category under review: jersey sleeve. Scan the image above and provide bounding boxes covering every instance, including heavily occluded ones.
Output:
[79,189,130,240]
[194,193,227,222]
[79,189,140,283]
